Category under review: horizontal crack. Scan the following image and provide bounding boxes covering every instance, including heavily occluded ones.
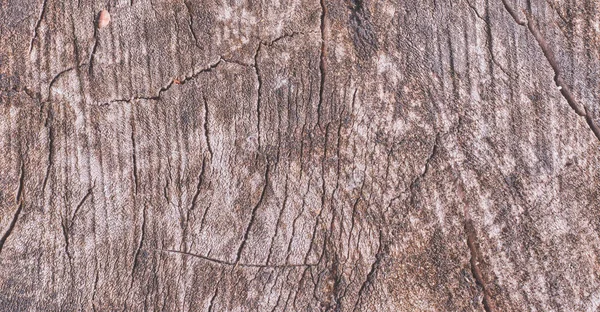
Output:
[99,57,222,105]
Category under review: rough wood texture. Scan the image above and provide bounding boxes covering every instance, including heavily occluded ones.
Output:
[1,0,600,310]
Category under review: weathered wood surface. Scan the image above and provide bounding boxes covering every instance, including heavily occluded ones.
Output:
[1,0,600,310]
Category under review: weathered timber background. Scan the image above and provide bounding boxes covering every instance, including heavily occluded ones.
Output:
[1,0,600,310]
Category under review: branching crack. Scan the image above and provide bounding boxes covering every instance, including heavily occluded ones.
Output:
[190,156,207,213]
[62,184,94,268]
[244,32,303,149]
[182,156,207,252]
[466,0,485,22]
[122,201,147,311]
[267,31,303,46]
[501,0,600,141]
[221,32,304,68]
[100,58,222,105]
[352,229,386,312]
[61,214,73,266]
[304,122,332,264]
[284,178,312,265]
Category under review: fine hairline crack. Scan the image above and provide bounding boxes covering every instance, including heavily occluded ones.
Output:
[160,249,316,268]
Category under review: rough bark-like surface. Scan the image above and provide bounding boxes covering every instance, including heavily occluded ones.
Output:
[1,0,600,311]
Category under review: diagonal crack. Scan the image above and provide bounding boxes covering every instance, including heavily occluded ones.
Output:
[207,269,224,312]
[71,184,94,226]
[501,0,600,141]
[88,30,99,75]
[352,229,386,312]
[265,170,289,266]
[29,0,49,53]
[0,162,25,255]
[235,161,270,264]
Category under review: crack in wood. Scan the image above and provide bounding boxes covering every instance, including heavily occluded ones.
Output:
[465,219,496,312]
[71,184,94,227]
[409,134,439,209]
[235,161,270,264]
[46,63,88,101]
[207,269,225,311]
[182,156,207,252]
[88,34,99,75]
[202,95,214,159]
[285,176,312,265]
[190,156,207,213]
[501,0,600,142]
[130,114,139,194]
[304,122,332,264]
[61,213,74,268]
[161,249,316,268]
[100,58,222,105]
[0,162,25,255]
[347,177,365,261]
[352,229,385,312]
[183,0,201,49]
[60,184,95,275]
[128,201,147,293]
[465,0,512,78]
[317,0,327,126]
[265,171,289,266]
[254,43,264,150]
[29,0,49,53]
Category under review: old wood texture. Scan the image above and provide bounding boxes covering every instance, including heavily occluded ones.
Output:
[1,0,600,310]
